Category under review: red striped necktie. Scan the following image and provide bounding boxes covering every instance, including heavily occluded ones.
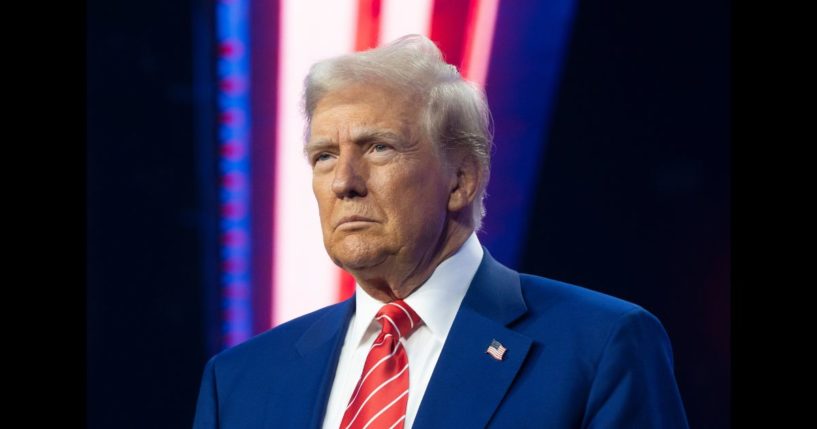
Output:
[340,300,422,429]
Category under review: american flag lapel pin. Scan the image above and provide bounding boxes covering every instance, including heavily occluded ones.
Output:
[486,339,507,361]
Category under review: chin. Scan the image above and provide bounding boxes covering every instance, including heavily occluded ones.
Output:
[334,253,388,272]
[328,236,388,271]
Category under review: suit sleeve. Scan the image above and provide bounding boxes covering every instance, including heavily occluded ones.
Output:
[581,307,690,429]
[192,356,219,429]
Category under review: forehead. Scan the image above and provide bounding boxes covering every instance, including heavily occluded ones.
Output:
[308,84,419,141]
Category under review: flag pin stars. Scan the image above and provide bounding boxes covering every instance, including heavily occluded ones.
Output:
[486,339,507,361]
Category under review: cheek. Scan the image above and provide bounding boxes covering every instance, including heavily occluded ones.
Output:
[379,167,449,221]
[313,177,334,219]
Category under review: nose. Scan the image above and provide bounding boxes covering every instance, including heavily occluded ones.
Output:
[331,152,367,199]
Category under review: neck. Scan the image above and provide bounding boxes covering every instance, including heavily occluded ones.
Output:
[351,221,473,302]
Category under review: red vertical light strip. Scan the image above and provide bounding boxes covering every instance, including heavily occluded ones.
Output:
[355,0,383,51]
[460,0,501,85]
[458,0,482,78]
[338,270,357,301]
[429,0,473,68]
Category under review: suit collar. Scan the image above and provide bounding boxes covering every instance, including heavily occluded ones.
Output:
[412,248,533,428]
[288,298,355,429]
[403,232,484,342]
[459,246,528,326]
[294,296,355,357]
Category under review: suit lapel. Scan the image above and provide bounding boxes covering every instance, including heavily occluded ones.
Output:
[412,249,532,428]
[277,298,354,429]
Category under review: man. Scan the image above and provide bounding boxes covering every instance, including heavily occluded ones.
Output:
[194,35,690,428]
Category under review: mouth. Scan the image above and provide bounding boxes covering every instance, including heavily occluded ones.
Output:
[334,215,377,230]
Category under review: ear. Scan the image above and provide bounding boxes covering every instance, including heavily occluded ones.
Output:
[447,153,481,214]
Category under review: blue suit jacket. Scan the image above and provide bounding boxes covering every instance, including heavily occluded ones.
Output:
[193,249,690,428]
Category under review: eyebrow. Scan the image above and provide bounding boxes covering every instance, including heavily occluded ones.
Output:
[303,139,335,158]
[352,129,404,145]
[304,129,405,157]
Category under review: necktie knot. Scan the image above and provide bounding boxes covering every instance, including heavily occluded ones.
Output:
[375,300,422,340]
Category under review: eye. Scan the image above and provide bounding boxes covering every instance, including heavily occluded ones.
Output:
[314,153,333,164]
[372,143,389,152]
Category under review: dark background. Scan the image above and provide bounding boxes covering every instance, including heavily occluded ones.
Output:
[86,0,730,427]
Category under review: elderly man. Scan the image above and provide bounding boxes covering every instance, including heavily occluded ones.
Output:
[193,35,689,429]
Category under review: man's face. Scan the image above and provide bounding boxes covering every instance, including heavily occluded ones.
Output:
[307,84,453,274]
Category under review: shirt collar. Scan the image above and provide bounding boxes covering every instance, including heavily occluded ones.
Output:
[351,232,485,345]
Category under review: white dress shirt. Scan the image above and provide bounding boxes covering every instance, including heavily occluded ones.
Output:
[321,232,484,429]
